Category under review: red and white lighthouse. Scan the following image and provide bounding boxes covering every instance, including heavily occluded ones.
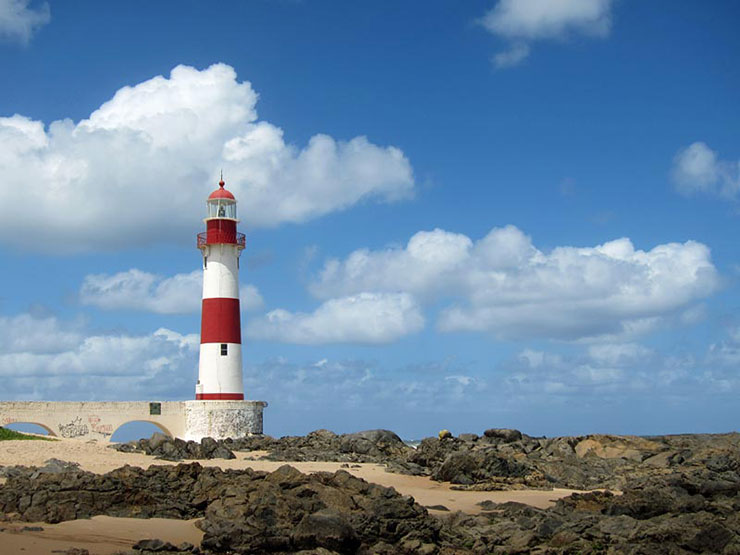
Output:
[195,177,245,401]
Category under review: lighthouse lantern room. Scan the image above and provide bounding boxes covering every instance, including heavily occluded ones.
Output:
[196,177,246,400]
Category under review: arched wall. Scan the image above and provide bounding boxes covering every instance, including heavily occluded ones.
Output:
[0,400,265,442]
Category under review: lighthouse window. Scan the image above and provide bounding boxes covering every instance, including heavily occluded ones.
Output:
[208,200,237,219]
[220,343,228,356]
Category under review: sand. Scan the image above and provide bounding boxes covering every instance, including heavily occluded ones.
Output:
[0,437,586,554]
[1,517,202,555]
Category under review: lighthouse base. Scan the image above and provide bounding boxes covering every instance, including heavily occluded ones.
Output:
[0,400,267,443]
[183,400,265,441]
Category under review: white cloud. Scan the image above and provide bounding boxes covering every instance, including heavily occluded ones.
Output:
[586,342,653,366]
[80,269,263,314]
[0,313,83,354]
[0,317,199,401]
[505,346,643,396]
[492,43,531,68]
[672,142,740,198]
[246,292,424,345]
[311,225,719,341]
[311,228,474,301]
[504,326,740,401]
[481,0,613,67]
[0,63,414,252]
[0,0,49,44]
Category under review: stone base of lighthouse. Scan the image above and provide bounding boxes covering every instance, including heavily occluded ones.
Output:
[182,400,265,441]
[0,400,267,443]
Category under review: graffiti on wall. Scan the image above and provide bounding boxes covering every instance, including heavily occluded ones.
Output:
[58,417,89,438]
[1,417,17,426]
[88,416,113,436]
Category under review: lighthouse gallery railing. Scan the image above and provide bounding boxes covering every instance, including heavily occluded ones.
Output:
[197,231,246,248]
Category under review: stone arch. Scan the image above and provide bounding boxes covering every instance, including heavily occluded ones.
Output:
[110,420,174,442]
[3,421,57,437]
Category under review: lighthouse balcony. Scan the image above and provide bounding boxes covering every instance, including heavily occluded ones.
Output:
[198,231,246,248]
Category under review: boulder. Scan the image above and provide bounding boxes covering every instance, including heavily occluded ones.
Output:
[432,450,528,484]
[291,509,360,553]
[147,433,169,451]
[483,428,522,443]
[457,433,478,442]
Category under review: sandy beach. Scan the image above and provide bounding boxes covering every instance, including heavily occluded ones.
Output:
[0,437,584,554]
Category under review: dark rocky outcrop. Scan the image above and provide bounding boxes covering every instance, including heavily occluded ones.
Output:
[5,433,740,553]
[111,434,236,461]
[115,428,740,493]
[229,428,410,464]
[112,429,740,494]
[0,462,441,553]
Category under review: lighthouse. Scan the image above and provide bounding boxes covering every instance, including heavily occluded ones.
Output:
[195,177,245,401]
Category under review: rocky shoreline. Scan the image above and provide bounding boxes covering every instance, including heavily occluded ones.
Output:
[114,427,740,491]
[2,428,740,553]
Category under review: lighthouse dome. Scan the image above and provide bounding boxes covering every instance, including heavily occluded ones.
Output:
[208,179,235,200]
[205,178,237,220]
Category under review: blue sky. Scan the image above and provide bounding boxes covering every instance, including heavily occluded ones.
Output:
[1,0,739,439]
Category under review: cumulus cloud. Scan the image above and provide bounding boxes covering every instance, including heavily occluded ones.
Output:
[246,292,424,345]
[0,0,49,44]
[311,225,719,341]
[0,313,83,354]
[80,269,263,314]
[481,0,614,68]
[672,142,740,198]
[0,64,414,252]
[0,316,198,401]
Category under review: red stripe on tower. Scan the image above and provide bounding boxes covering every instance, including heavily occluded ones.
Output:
[200,298,242,344]
[195,393,245,400]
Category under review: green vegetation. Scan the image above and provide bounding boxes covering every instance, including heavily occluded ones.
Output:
[0,426,55,441]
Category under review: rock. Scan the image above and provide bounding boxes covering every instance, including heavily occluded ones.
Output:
[432,450,528,485]
[40,459,80,474]
[133,538,164,551]
[156,441,183,461]
[458,433,479,442]
[132,538,180,551]
[424,504,449,511]
[642,450,678,468]
[147,433,169,451]
[483,428,523,443]
[308,429,338,441]
[340,429,407,458]
[210,445,236,460]
[574,435,664,462]
[5,431,740,554]
[200,437,218,456]
[291,509,360,553]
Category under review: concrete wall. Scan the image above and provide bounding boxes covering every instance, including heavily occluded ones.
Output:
[0,400,267,443]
